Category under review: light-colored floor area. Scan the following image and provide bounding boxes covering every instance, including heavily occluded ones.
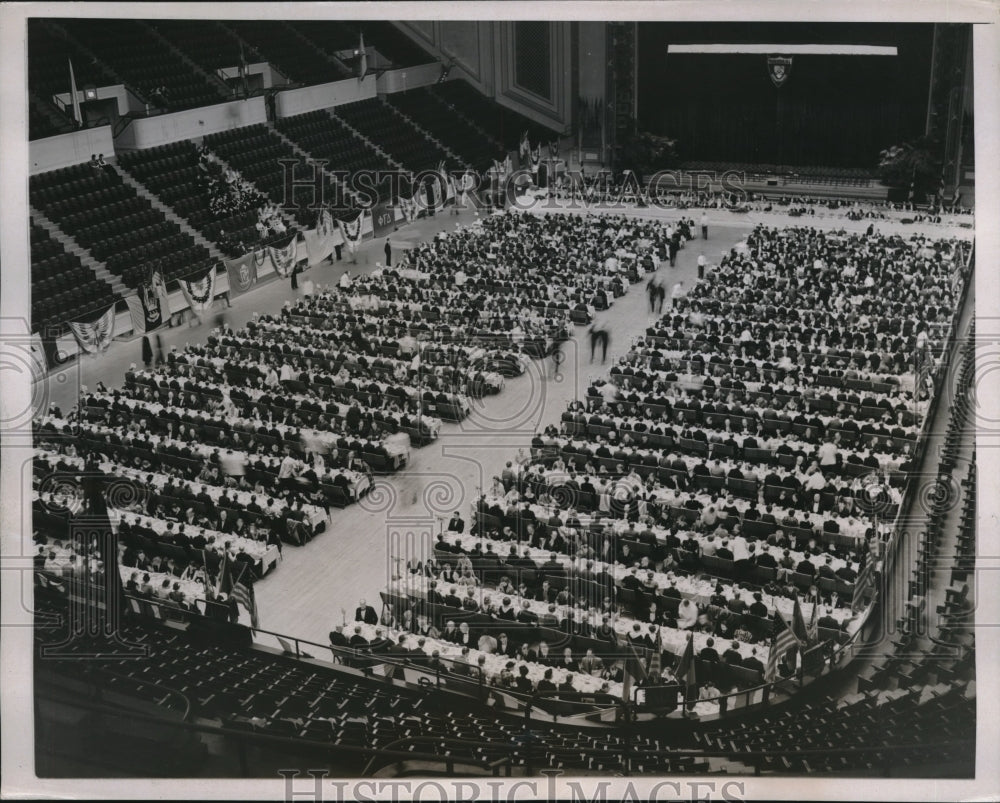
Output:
[34,201,974,648]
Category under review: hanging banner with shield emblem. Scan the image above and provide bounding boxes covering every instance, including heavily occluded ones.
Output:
[768,55,793,87]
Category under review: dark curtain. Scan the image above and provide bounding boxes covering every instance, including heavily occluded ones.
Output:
[637,23,933,168]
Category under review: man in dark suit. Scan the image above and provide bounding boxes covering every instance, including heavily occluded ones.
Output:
[722,641,744,666]
[447,511,465,533]
[355,598,378,625]
[796,556,817,577]
[742,648,765,676]
[699,637,720,663]
[817,609,841,631]
[516,600,538,626]
[443,587,463,608]
[817,556,837,580]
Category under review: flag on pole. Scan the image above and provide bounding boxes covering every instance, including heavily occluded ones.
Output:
[238,42,250,97]
[765,608,802,681]
[358,32,368,80]
[230,559,260,629]
[519,130,530,161]
[646,626,663,685]
[791,596,809,644]
[68,59,82,125]
[675,631,696,690]
[807,597,820,644]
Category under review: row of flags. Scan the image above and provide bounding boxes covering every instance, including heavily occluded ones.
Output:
[198,548,261,629]
[622,596,833,705]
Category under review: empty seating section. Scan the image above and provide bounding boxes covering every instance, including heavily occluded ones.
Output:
[58,19,227,111]
[274,110,396,211]
[118,140,276,257]
[336,98,455,174]
[150,20,252,75]
[201,124,315,227]
[30,222,119,334]
[28,23,118,102]
[432,79,560,151]
[356,21,435,67]
[28,94,76,141]
[224,21,350,85]
[388,88,502,172]
[680,161,876,187]
[285,20,360,54]
[30,163,212,287]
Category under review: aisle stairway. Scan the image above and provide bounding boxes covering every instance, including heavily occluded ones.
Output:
[30,206,128,297]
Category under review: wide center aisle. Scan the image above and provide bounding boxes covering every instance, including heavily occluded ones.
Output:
[255,206,754,644]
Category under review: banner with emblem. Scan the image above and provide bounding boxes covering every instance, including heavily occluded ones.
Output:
[178,266,217,313]
[338,210,365,253]
[124,270,164,334]
[225,252,259,297]
[267,235,298,278]
[301,207,342,266]
[767,55,793,88]
[67,302,116,354]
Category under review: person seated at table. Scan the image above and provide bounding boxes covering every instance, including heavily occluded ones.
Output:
[677,598,699,630]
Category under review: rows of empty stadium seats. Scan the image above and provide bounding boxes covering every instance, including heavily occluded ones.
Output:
[202,123,315,227]
[30,221,119,333]
[30,162,213,287]
[387,88,503,172]
[28,93,77,141]
[28,23,118,105]
[223,21,351,86]
[274,110,396,210]
[117,140,291,257]
[57,18,228,111]
[149,19,255,78]
[335,98,457,175]
[695,680,974,774]
[431,79,560,152]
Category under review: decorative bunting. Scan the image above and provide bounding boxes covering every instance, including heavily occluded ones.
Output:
[177,267,217,314]
[67,303,116,353]
[267,236,298,278]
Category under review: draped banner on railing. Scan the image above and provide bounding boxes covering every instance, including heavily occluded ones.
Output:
[67,303,116,354]
[399,196,417,222]
[225,251,260,297]
[124,270,165,334]
[178,267,218,314]
[267,235,298,278]
[338,211,365,254]
[301,208,344,266]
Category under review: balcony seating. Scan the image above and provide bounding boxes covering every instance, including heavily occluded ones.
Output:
[335,98,456,175]
[58,18,228,111]
[30,162,213,287]
[387,88,502,172]
[30,221,119,334]
[224,21,351,85]
[201,123,315,228]
[118,139,288,257]
[28,23,118,102]
[275,110,396,211]
[431,79,560,152]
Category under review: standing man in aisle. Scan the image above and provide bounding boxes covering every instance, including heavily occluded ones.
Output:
[697,253,707,280]
[384,238,392,267]
[701,211,708,240]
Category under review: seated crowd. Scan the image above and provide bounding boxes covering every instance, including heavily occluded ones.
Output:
[374,220,969,704]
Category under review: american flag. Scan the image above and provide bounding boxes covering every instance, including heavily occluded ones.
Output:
[230,559,260,629]
[765,608,802,682]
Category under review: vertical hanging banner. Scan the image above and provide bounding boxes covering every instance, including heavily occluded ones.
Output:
[177,267,218,313]
[67,303,116,353]
[267,235,299,278]
[338,211,365,254]
[226,252,260,296]
[371,202,396,237]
